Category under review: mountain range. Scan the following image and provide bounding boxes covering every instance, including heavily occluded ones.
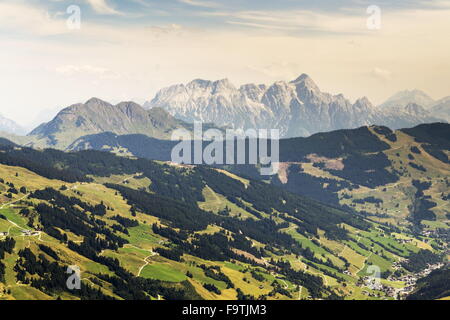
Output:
[431,97,450,122]
[380,90,436,110]
[144,74,445,138]
[23,98,197,149]
[381,89,450,122]
[0,123,447,300]
[0,114,24,136]
[0,74,448,150]
[64,121,450,226]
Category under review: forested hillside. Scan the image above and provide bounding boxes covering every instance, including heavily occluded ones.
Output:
[0,142,447,300]
[65,123,450,232]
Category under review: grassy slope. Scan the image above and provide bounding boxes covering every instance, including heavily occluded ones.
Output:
[0,161,445,300]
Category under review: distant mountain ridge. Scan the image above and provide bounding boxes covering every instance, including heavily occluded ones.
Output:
[145,74,444,138]
[67,122,450,163]
[431,96,450,122]
[25,98,195,149]
[0,113,25,135]
[380,89,450,122]
[67,124,395,161]
[64,122,450,229]
[2,132,446,300]
[0,76,448,149]
[380,89,436,110]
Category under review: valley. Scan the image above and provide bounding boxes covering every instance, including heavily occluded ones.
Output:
[1,0,449,305]
[0,131,448,300]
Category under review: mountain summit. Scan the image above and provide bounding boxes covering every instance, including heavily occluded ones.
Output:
[27,98,191,149]
[0,113,25,135]
[380,89,435,110]
[145,75,442,138]
[290,73,322,94]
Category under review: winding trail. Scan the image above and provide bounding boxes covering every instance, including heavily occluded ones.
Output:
[0,182,84,237]
[137,251,158,277]
[0,193,45,241]
[356,252,373,275]
[0,194,30,210]
[122,244,159,277]
[1,194,31,234]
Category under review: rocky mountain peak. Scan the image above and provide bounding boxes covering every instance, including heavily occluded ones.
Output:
[187,79,211,89]
[212,78,236,93]
[290,74,320,92]
[85,97,111,107]
[145,75,447,138]
[25,98,193,149]
[291,73,312,83]
[381,89,435,110]
[354,97,374,109]
[240,83,267,101]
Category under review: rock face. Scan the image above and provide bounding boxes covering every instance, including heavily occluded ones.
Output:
[0,114,25,135]
[145,74,444,138]
[28,98,192,149]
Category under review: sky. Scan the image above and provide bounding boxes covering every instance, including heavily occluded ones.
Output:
[1,0,450,129]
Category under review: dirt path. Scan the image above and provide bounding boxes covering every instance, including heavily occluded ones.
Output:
[123,244,158,277]
[1,182,83,236]
[0,193,30,210]
[356,252,373,275]
[137,251,157,277]
[1,194,32,233]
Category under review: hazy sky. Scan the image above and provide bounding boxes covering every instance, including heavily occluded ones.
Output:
[1,0,450,128]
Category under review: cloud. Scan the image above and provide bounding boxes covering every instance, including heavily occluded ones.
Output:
[178,0,220,8]
[227,20,296,31]
[1,0,450,125]
[201,9,370,35]
[419,0,450,9]
[369,68,393,82]
[85,0,122,15]
[246,62,303,81]
[55,65,120,79]
[0,2,67,36]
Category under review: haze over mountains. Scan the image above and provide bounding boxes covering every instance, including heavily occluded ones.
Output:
[381,89,450,122]
[0,114,24,136]
[380,90,436,110]
[0,74,448,149]
[144,74,446,138]
[430,97,450,122]
[0,80,448,301]
[0,121,448,301]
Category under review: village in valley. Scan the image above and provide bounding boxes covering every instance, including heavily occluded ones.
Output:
[361,262,446,299]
